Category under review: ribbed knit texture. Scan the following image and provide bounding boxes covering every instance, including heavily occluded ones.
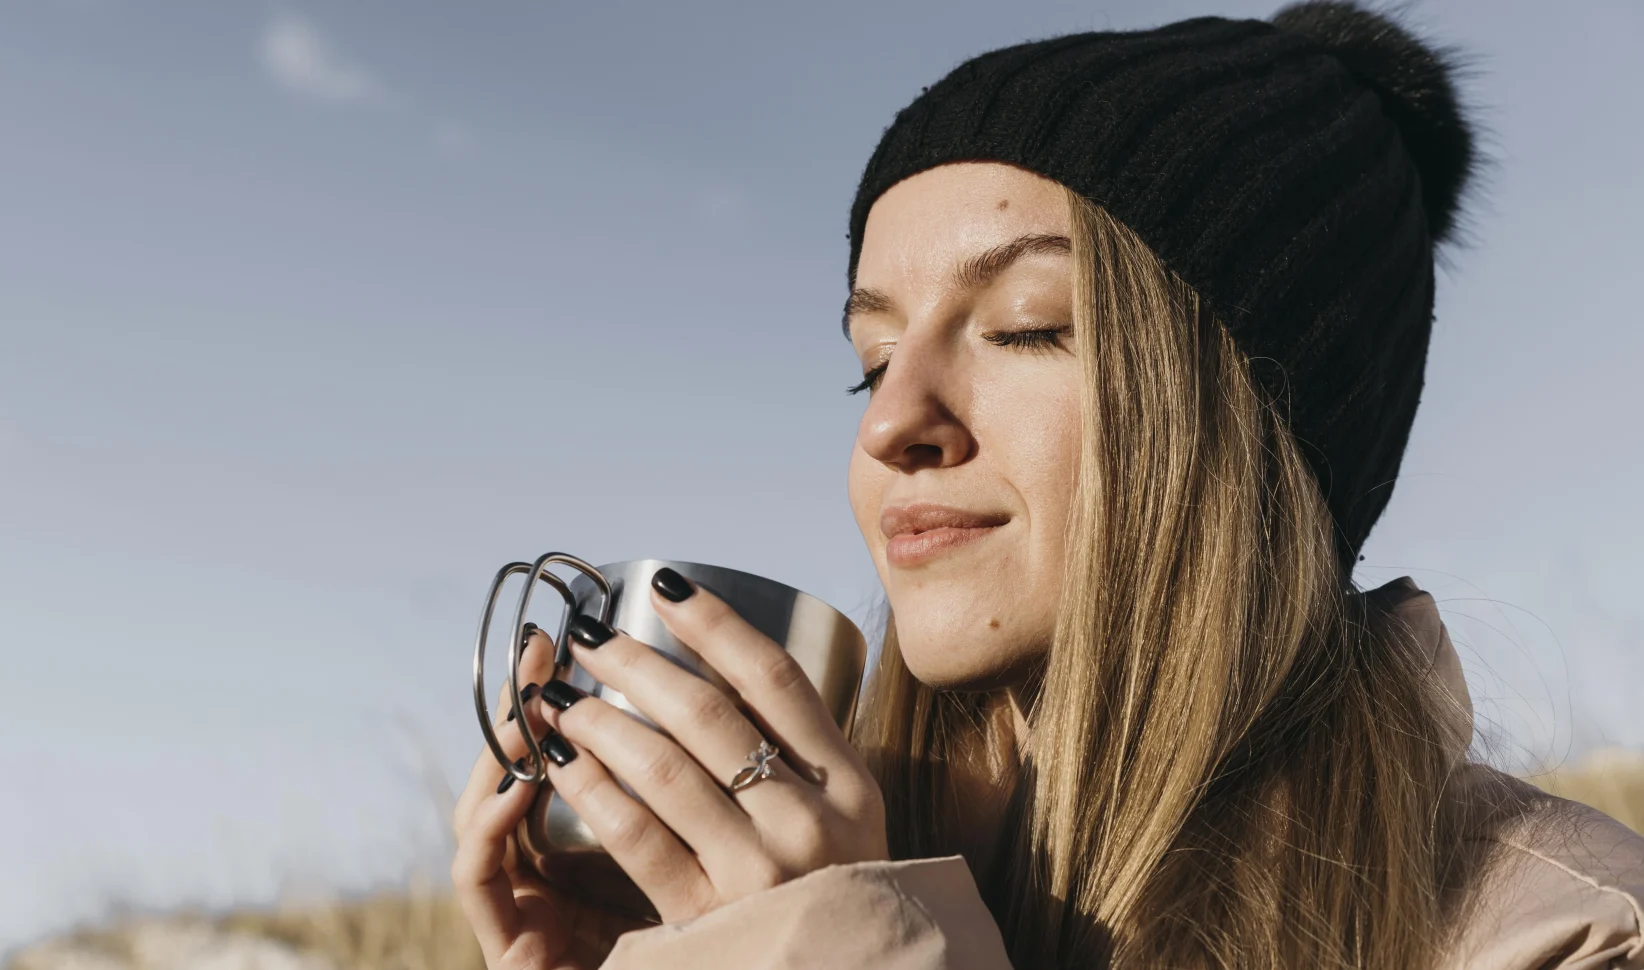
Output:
[846,2,1475,576]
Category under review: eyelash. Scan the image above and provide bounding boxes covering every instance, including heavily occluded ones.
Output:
[846,326,1071,396]
[845,365,886,396]
[982,326,1070,352]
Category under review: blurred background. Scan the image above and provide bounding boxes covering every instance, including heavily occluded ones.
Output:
[2,0,1640,964]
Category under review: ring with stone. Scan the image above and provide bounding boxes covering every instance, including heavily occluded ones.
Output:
[729,740,781,792]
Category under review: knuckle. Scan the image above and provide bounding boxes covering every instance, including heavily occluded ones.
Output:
[743,855,785,891]
[765,798,826,851]
[680,684,738,732]
[603,641,642,675]
[833,776,885,819]
[790,807,828,848]
[449,848,482,887]
[504,937,556,970]
[558,764,604,803]
[557,701,593,735]
[637,748,689,791]
[684,876,723,918]
[600,809,651,857]
[854,802,887,837]
[558,697,610,738]
[861,787,887,822]
[754,651,808,694]
[698,599,739,638]
[855,798,887,836]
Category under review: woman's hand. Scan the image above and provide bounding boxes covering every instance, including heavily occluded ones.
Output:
[452,568,887,968]
[451,623,649,970]
[538,567,888,924]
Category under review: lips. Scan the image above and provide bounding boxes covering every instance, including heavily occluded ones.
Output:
[880,504,1010,567]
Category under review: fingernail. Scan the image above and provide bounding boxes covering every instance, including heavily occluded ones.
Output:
[506,683,541,721]
[542,730,577,767]
[540,680,585,712]
[496,757,526,794]
[520,622,540,650]
[651,567,695,603]
[567,613,615,648]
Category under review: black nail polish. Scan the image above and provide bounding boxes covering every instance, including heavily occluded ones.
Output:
[567,613,615,648]
[506,683,541,721]
[651,567,695,603]
[520,622,540,650]
[496,757,526,794]
[540,680,586,712]
[542,730,577,767]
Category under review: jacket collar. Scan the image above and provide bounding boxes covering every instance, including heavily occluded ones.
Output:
[1358,576,1474,760]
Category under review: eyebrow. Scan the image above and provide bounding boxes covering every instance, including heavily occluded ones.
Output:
[842,232,1072,337]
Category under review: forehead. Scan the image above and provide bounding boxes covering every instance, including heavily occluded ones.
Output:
[856,162,1073,283]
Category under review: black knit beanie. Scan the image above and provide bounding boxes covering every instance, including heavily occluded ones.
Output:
[846,1,1476,577]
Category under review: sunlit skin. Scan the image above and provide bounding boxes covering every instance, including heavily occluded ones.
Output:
[846,162,1083,695]
[451,161,1085,969]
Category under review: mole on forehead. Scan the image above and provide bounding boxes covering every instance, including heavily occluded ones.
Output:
[997,199,1010,210]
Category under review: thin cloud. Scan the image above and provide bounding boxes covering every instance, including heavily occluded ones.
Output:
[260,13,383,104]
[432,121,475,158]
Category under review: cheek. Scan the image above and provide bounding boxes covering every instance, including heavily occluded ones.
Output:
[976,373,1082,545]
[970,370,1083,625]
[846,445,887,560]
[1020,400,1082,558]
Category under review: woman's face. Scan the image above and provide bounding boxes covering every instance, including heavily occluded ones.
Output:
[846,162,1082,690]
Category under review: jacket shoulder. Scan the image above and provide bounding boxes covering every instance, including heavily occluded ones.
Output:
[1447,767,1644,969]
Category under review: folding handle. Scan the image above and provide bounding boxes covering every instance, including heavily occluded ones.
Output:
[472,552,612,784]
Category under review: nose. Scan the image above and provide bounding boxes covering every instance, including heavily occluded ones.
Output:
[855,338,975,473]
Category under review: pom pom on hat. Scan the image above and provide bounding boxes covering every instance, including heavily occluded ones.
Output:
[1271,1,1475,243]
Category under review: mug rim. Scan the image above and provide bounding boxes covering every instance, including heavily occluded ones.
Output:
[590,558,855,622]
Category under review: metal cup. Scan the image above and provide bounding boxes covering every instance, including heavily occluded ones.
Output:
[471,554,866,917]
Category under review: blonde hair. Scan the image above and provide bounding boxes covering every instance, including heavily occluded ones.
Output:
[853,189,1483,969]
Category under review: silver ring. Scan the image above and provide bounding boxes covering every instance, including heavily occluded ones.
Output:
[729,740,780,792]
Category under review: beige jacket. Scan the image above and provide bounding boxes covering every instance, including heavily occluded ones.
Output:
[603,578,1644,969]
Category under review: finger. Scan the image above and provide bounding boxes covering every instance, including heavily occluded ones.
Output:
[645,574,865,780]
[456,624,559,830]
[553,691,762,864]
[500,622,559,723]
[451,748,542,962]
[543,734,714,923]
[563,618,798,804]
[455,688,556,835]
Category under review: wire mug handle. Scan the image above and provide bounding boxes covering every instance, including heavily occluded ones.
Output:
[472,552,612,785]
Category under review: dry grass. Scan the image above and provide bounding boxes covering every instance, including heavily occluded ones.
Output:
[1523,746,1644,835]
[217,890,485,970]
[7,888,483,970]
[10,752,1644,969]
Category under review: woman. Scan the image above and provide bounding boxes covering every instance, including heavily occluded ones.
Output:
[452,3,1644,968]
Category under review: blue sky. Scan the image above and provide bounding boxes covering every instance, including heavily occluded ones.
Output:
[1,0,1639,952]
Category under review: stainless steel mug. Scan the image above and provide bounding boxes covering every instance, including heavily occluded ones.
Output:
[472,553,866,917]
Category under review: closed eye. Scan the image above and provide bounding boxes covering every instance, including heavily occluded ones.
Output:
[982,326,1071,352]
[848,326,1069,396]
[846,362,888,396]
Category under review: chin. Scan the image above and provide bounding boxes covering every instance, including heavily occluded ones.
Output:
[891,612,1043,692]
[878,549,1056,691]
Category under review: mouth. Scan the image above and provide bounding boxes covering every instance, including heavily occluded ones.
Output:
[880,503,1010,568]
